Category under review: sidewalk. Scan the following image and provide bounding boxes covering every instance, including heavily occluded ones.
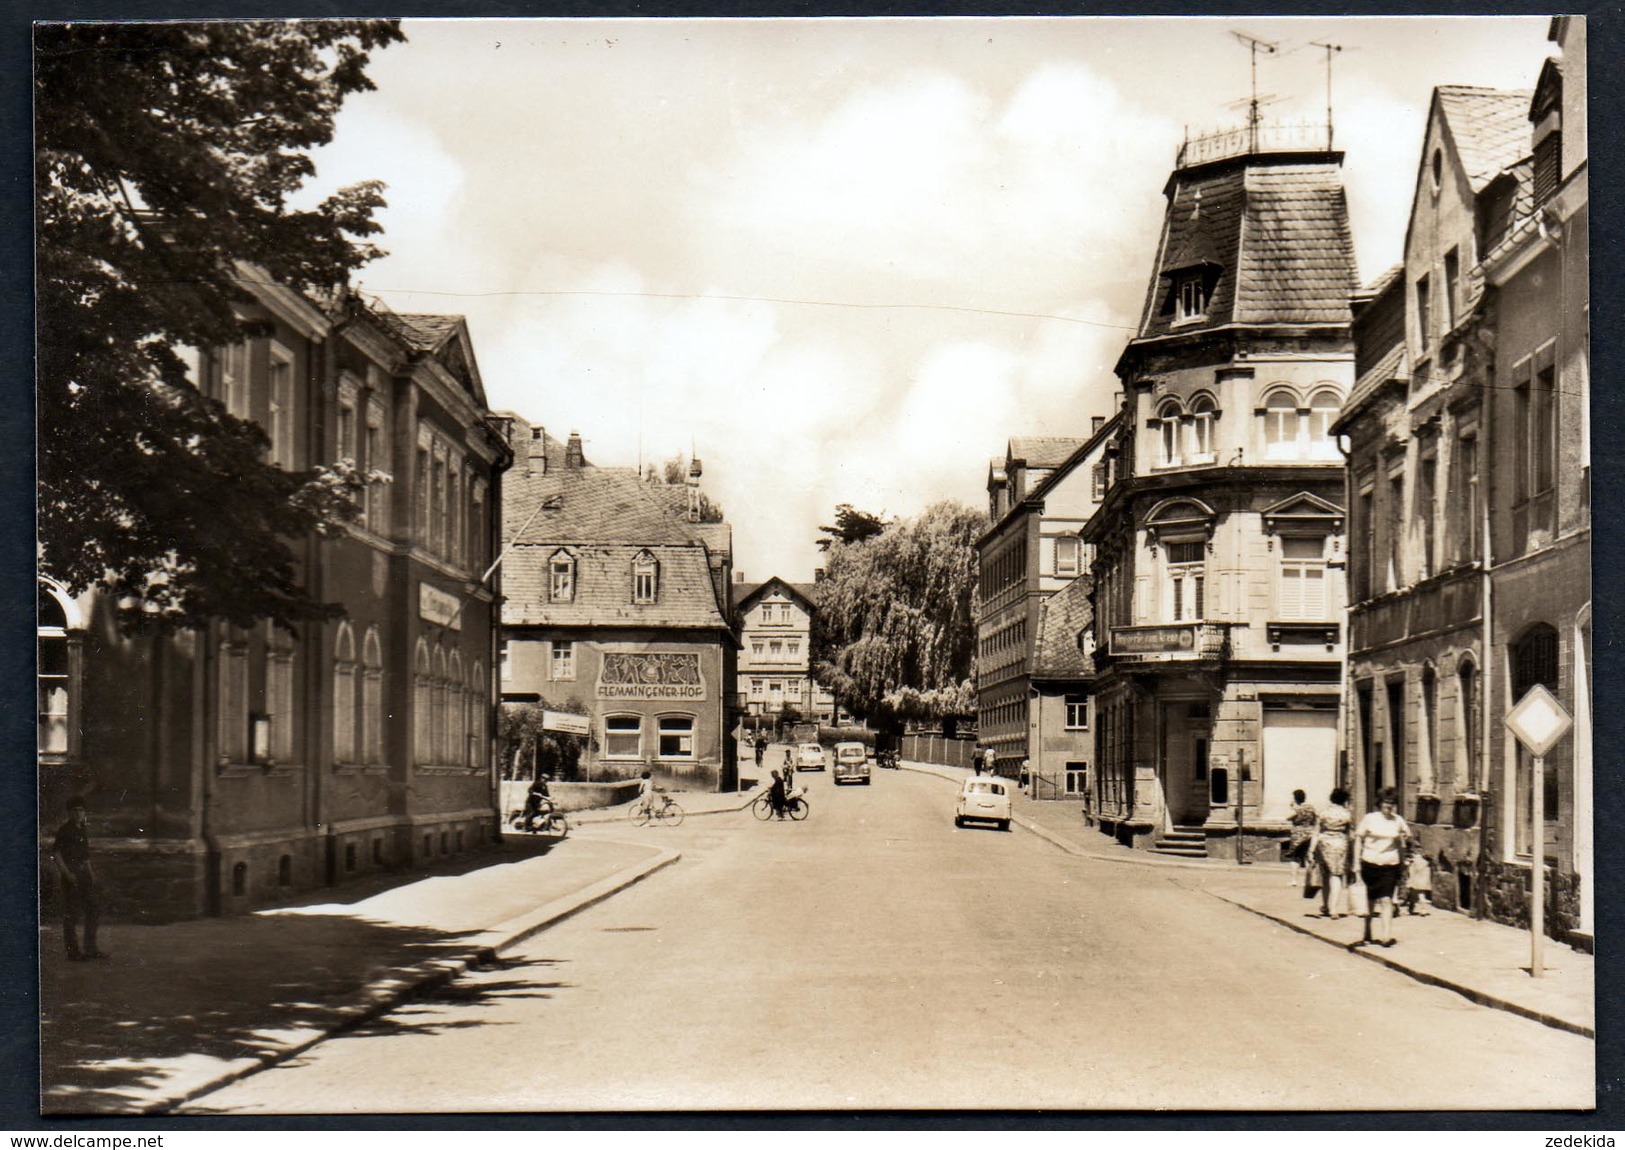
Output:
[41,828,684,1116]
[899,759,1594,1039]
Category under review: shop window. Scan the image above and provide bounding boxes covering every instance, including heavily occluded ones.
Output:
[658,715,695,759]
[604,714,642,759]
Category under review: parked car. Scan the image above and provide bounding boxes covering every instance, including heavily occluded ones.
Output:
[832,741,872,785]
[955,776,1011,831]
[795,742,826,771]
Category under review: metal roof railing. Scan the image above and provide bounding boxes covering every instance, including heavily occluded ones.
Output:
[1177,120,1335,169]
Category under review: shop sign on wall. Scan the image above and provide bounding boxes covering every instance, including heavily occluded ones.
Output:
[419,584,462,630]
[597,652,706,700]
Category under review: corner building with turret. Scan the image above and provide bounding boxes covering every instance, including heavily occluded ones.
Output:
[1084,130,1356,859]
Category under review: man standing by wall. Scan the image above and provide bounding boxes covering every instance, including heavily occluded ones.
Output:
[53,796,103,961]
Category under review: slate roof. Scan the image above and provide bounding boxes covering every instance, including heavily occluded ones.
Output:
[380,312,464,353]
[733,576,816,613]
[1343,341,1410,420]
[1031,575,1095,681]
[1234,164,1357,326]
[1357,264,1404,301]
[503,544,729,629]
[1436,86,1536,192]
[1137,156,1356,336]
[1008,437,1087,469]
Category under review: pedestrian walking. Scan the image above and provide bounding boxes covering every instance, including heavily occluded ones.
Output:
[1310,787,1354,919]
[53,796,104,961]
[1286,788,1318,887]
[1351,787,1411,949]
[754,734,766,770]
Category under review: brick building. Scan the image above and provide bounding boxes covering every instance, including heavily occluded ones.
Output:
[39,282,512,920]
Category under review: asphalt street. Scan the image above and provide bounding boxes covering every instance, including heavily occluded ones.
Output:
[187,768,1594,1113]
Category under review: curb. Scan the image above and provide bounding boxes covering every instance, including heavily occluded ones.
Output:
[151,845,681,1115]
[898,762,1247,874]
[1206,889,1595,1040]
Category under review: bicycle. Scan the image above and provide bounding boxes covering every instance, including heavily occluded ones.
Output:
[630,793,685,827]
[751,792,809,821]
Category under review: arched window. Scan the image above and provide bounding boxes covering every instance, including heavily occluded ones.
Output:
[1457,657,1479,792]
[333,622,357,764]
[633,550,659,604]
[1308,389,1342,458]
[1157,400,1183,467]
[219,628,250,764]
[414,640,432,764]
[550,550,575,602]
[1262,390,1301,460]
[468,660,485,769]
[38,580,79,759]
[362,627,384,765]
[1188,393,1218,462]
[267,622,297,764]
[433,646,449,765]
[448,651,465,766]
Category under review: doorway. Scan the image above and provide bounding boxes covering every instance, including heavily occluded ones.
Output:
[1161,699,1212,825]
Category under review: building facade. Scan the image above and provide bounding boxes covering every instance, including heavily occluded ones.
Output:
[1478,18,1591,942]
[498,415,738,792]
[975,429,1112,776]
[733,576,834,727]
[39,283,512,921]
[1027,574,1096,805]
[1335,22,1590,943]
[1086,131,1356,858]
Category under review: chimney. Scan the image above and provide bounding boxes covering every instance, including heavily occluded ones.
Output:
[1091,416,1105,435]
[813,567,826,583]
[565,431,584,470]
[733,570,746,584]
[528,426,547,477]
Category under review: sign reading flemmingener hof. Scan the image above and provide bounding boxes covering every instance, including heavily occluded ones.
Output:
[597,652,706,700]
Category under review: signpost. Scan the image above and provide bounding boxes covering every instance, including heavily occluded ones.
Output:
[542,710,591,736]
[1503,683,1573,979]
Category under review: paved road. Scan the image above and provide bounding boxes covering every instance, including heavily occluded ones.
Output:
[189,768,1593,1113]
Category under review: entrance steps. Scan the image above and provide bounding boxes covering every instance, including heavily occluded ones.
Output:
[1151,826,1208,858]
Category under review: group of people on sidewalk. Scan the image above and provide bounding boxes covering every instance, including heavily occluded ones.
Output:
[1285,786,1432,950]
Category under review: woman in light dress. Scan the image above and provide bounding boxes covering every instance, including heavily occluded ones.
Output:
[1352,787,1412,948]
[1310,787,1354,918]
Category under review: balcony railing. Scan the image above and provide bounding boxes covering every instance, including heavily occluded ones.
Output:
[1177,120,1334,169]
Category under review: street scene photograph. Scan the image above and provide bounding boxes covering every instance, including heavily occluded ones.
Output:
[33,13,1595,1118]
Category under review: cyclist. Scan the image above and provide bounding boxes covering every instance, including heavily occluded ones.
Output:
[636,770,661,819]
[522,774,554,832]
[768,769,788,820]
[754,734,767,771]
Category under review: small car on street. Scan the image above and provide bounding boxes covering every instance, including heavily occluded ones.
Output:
[955,776,1011,831]
[832,741,872,785]
[795,742,826,771]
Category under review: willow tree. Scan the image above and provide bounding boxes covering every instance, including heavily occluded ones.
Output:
[812,500,985,738]
[36,20,403,631]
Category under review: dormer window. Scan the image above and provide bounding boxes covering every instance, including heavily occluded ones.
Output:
[549,550,575,601]
[1176,273,1210,322]
[633,550,659,604]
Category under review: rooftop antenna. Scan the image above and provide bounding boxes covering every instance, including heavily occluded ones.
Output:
[1230,30,1279,153]
[1309,41,1344,150]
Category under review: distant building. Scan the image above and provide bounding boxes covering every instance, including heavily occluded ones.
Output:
[1027,574,1096,805]
[732,576,834,728]
[1085,127,1356,858]
[38,284,512,920]
[496,415,738,792]
[975,428,1114,778]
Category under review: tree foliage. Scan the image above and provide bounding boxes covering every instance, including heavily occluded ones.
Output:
[647,453,725,523]
[816,503,887,550]
[497,700,587,781]
[812,500,986,729]
[36,20,404,632]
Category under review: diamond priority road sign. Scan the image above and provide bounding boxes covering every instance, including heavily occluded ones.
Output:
[1504,682,1573,758]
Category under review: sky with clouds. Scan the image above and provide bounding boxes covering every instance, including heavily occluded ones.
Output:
[301,15,1551,582]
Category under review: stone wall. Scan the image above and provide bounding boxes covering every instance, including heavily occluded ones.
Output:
[1480,857,1584,944]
